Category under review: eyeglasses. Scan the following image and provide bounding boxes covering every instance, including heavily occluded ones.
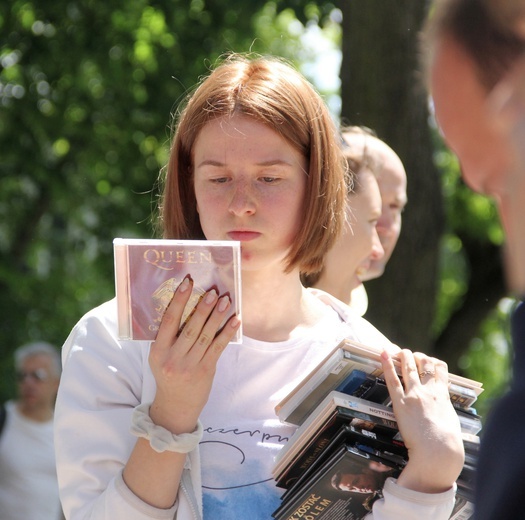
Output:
[16,369,50,383]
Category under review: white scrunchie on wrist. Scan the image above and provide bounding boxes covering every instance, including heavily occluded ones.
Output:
[130,402,203,453]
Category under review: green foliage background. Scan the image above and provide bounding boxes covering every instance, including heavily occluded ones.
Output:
[433,141,514,417]
[0,0,339,398]
[0,1,514,422]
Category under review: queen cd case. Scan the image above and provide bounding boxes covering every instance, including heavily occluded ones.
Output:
[113,238,242,343]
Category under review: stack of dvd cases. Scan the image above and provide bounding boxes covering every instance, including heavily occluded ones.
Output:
[271,338,482,520]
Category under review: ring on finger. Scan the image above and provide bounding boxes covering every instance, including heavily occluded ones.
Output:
[418,370,435,378]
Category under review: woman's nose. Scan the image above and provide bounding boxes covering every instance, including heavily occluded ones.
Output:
[228,180,256,216]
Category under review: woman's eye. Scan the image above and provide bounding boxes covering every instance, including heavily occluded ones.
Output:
[261,176,279,183]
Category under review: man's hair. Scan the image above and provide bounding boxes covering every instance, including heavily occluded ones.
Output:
[14,342,61,377]
[158,53,346,275]
[420,0,525,90]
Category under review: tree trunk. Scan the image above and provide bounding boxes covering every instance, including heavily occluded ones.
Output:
[339,0,444,353]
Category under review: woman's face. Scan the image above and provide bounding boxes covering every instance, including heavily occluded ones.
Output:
[193,114,308,272]
[325,168,384,291]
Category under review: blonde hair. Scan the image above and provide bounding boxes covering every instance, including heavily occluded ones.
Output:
[159,54,346,274]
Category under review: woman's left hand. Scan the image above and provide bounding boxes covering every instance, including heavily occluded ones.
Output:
[380,349,465,493]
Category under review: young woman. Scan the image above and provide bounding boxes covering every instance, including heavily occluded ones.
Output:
[55,54,464,520]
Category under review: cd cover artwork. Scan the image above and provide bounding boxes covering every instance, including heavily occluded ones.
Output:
[113,238,242,343]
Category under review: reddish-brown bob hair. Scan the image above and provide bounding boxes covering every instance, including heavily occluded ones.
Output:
[159,54,346,274]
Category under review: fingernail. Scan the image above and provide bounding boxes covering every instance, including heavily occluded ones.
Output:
[217,295,230,312]
[230,316,240,328]
[205,289,218,304]
[179,277,191,293]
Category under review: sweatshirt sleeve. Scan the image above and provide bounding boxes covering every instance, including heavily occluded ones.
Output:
[54,300,176,520]
[86,472,177,519]
[367,478,456,520]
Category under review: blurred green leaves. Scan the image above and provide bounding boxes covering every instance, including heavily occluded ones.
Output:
[432,132,512,412]
[0,1,515,417]
[0,0,318,397]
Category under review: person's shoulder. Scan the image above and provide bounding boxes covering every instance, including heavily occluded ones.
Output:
[306,288,393,349]
[1,400,15,422]
[4,400,16,412]
[344,311,393,350]
[63,299,123,357]
[82,297,118,321]
[62,298,150,369]
[64,298,118,342]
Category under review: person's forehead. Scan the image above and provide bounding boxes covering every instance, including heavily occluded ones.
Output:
[369,142,406,193]
[356,169,382,207]
[22,353,53,368]
[377,163,406,196]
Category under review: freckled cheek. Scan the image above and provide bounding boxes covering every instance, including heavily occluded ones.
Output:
[195,191,229,214]
[194,193,228,236]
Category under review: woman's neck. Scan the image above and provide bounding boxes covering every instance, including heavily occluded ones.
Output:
[240,268,328,342]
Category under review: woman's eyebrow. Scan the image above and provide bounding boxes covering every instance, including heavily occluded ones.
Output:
[196,158,295,168]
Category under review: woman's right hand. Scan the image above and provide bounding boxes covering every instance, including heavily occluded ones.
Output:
[148,276,241,434]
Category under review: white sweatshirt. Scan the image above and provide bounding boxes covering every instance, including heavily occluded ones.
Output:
[55,292,455,519]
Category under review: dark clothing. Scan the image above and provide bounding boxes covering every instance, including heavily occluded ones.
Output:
[474,301,525,519]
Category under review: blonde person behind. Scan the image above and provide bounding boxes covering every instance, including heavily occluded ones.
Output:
[343,127,408,316]
[302,129,386,308]
[55,54,463,520]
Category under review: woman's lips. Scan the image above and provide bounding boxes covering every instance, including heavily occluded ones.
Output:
[227,231,261,241]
